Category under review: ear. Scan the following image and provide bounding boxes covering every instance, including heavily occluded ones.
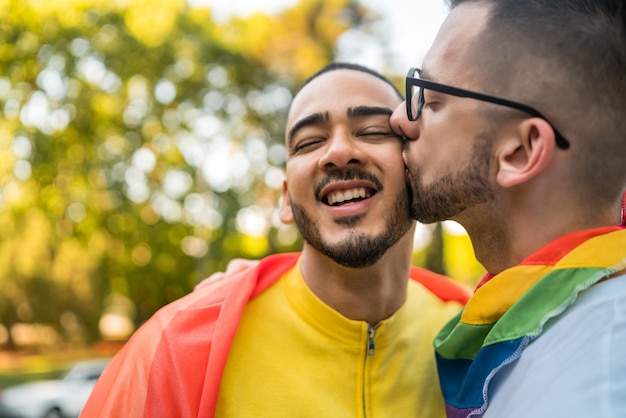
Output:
[496,118,556,188]
[279,180,294,224]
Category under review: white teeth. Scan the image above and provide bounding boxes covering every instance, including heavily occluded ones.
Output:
[327,187,370,205]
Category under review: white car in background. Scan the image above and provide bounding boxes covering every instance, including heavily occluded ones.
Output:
[0,358,109,418]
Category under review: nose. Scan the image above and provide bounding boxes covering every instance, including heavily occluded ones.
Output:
[318,129,366,169]
[390,101,420,141]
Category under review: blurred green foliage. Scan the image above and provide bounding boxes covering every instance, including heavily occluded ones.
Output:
[0,0,482,351]
[0,0,387,349]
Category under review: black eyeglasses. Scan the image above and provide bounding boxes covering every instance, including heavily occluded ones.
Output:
[405,67,570,149]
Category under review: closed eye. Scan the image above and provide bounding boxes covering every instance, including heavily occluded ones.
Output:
[422,91,443,111]
[291,137,326,154]
[361,131,392,136]
[357,130,399,141]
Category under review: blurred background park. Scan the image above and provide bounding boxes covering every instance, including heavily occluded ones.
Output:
[0,0,484,387]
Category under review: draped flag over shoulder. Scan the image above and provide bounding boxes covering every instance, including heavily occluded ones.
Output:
[434,227,626,418]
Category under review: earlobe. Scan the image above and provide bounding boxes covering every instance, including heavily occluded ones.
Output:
[279,180,294,224]
[496,118,556,188]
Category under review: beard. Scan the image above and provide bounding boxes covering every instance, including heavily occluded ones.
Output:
[407,133,494,224]
[288,171,413,269]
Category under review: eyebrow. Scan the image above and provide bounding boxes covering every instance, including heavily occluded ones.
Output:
[288,112,330,146]
[347,106,393,119]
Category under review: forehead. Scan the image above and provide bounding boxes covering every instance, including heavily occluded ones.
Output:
[287,70,401,128]
[422,3,490,85]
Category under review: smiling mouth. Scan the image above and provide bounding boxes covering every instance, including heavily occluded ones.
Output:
[324,187,374,206]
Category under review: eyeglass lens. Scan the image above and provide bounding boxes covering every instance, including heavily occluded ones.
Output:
[409,69,423,121]
[410,86,421,120]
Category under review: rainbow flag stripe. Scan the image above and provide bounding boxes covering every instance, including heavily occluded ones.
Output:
[434,228,626,418]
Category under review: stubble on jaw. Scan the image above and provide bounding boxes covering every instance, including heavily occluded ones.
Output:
[407,132,494,224]
[288,179,412,269]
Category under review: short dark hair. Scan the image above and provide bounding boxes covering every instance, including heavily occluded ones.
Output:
[446,0,626,203]
[296,62,404,100]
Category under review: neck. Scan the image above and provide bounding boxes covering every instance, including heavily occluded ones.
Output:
[299,232,414,325]
[459,198,619,275]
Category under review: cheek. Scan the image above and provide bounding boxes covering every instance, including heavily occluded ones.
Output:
[413,121,475,167]
[377,146,406,176]
[284,159,320,205]
[285,158,315,186]
[385,161,408,185]
[377,140,404,163]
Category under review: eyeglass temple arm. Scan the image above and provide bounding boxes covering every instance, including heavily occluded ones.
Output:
[411,78,571,149]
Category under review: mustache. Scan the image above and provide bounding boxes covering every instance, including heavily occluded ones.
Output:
[314,168,384,199]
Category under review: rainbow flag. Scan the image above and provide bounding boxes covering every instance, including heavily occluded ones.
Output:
[434,227,626,418]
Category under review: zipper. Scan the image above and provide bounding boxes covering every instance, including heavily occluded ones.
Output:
[362,324,378,418]
[367,324,376,356]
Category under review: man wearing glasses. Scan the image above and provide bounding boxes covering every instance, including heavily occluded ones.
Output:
[391,0,626,417]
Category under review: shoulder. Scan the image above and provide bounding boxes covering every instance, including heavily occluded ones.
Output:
[516,275,626,369]
[486,276,626,417]
[147,252,303,329]
[108,253,302,354]
[408,266,471,305]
